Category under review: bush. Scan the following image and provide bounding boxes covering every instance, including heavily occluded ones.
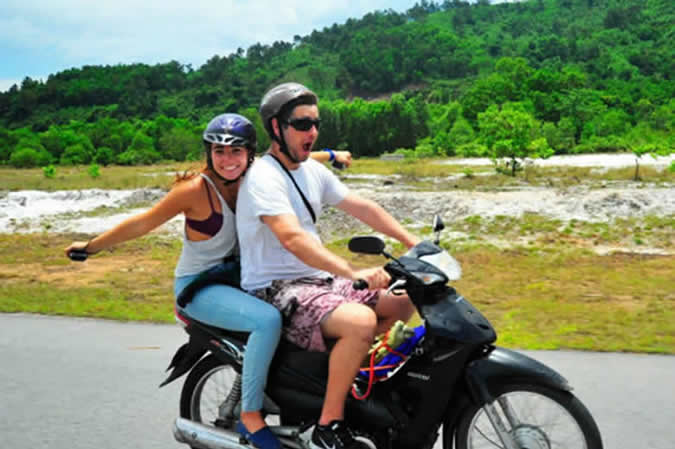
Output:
[9,147,53,168]
[393,148,419,162]
[574,135,630,153]
[157,127,200,161]
[42,164,56,178]
[116,148,161,165]
[60,143,92,165]
[528,137,554,159]
[93,147,115,166]
[456,142,489,157]
[412,139,436,158]
[447,117,475,150]
[115,131,161,165]
[592,109,631,137]
[87,164,101,178]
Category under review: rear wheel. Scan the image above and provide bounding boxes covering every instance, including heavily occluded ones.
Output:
[180,354,241,431]
[452,383,603,449]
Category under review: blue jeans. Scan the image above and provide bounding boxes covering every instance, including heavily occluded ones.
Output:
[174,262,281,412]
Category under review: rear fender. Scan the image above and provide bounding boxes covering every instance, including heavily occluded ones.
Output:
[159,338,207,387]
[465,347,571,405]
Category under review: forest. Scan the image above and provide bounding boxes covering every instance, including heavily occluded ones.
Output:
[0,0,672,168]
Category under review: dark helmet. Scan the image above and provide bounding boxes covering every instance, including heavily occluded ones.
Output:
[203,113,256,152]
[202,113,256,182]
[259,82,318,141]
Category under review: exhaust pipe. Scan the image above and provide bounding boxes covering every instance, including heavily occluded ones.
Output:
[173,417,250,449]
[174,417,308,449]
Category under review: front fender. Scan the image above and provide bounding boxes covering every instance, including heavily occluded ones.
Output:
[465,347,571,404]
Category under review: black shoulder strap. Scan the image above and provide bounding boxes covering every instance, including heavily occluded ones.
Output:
[268,154,317,223]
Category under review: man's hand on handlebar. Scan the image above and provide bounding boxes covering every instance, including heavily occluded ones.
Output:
[351,267,390,290]
[333,151,352,169]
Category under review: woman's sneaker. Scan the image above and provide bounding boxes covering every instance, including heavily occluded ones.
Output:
[309,420,369,449]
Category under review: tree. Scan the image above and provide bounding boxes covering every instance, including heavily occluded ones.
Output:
[447,117,475,152]
[157,127,199,161]
[559,89,607,142]
[591,108,631,138]
[0,127,12,162]
[478,103,552,176]
[462,73,517,121]
[94,147,115,166]
[9,147,53,168]
[60,143,92,165]
[116,131,160,165]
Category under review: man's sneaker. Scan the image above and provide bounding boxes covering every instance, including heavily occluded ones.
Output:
[309,420,369,449]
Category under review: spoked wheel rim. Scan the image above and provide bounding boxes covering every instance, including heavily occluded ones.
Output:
[190,363,238,426]
[467,390,587,449]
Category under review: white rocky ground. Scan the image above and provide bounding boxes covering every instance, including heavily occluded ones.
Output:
[1,154,673,254]
[439,152,675,170]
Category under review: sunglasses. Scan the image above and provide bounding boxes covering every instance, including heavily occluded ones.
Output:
[286,117,321,131]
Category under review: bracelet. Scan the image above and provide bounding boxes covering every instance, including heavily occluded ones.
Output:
[324,148,335,162]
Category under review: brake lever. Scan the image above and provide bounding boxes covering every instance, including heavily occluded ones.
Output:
[386,279,407,296]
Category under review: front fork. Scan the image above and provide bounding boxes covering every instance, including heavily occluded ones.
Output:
[465,346,570,449]
[481,398,521,449]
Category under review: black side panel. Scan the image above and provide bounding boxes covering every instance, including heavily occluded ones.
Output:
[268,342,330,396]
[389,342,474,446]
[267,341,398,429]
[268,387,324,422]
[421,291,496,344]
[466,347,571,404]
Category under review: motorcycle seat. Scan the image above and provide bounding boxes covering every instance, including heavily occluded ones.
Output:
[176,308,250,347]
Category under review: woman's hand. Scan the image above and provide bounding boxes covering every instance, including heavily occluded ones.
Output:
[64,241,91,257]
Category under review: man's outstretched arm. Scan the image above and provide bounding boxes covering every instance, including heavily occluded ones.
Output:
[336,193,420,249]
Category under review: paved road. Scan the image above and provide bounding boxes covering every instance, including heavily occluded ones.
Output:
[1,313,673,449]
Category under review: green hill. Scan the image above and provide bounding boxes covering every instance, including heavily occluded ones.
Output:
[0,0,673,166]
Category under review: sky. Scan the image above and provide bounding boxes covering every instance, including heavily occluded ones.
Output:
[0,0,421,93]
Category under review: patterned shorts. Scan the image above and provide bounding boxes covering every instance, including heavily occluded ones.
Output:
[252,277,379,352]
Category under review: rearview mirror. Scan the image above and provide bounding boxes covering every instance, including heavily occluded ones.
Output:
[432,215,445,245]
[348,236,385,255]
[432,215,445,233]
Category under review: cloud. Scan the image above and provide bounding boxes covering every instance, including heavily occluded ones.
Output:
[0,0,417,88]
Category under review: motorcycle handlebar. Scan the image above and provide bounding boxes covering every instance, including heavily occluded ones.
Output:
[68,250,89,262]
[331,160,346,170]
[352,279,368,290]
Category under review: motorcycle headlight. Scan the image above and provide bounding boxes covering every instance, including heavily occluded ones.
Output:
[419,251,462,281]
[410,271,448,285]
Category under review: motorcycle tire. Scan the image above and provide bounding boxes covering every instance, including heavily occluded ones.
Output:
[451,383,603,449]
[180,354,241,437]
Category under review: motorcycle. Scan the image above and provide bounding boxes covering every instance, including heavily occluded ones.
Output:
[77,215,602,449]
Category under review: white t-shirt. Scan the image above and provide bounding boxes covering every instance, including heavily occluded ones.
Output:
[236,154,349,291]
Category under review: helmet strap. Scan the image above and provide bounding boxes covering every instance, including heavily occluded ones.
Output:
[274,121,300,164]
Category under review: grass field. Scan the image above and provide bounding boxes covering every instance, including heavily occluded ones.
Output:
[0,232,672,354]
[1,157,673,192]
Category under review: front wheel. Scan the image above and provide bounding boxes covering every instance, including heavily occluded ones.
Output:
[452,383,603,449]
